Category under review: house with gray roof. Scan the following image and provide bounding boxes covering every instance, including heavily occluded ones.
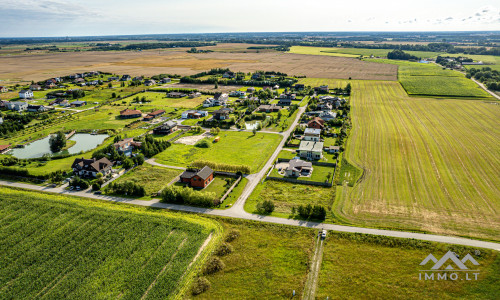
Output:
[298,141,324,160]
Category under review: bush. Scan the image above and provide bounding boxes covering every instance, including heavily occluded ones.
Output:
[296,204,326,220]
[70,176,89,189]
[92,183,101,191]
[203,257,225,275]
[190,160,251,174]
[160,185,218,207]
[225,229,240,242]
[195,139,211,148]
[191,277,211,295]
[107,181,146,197]
[215,243,233,256]
[256,200,275,214]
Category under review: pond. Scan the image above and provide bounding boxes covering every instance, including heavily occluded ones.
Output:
[9,133,109,159]
[245,117,270,130]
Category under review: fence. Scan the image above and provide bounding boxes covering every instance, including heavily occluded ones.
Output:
[277,158,336,168]
[266,176,332,187]
[219,176,242,203]
[214,171,240,178]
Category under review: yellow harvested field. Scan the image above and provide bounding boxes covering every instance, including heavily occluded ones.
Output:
[337,80,500,241]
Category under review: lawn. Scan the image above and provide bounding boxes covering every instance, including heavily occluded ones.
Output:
[245,180,335,219]
[0,186,221,299]
[108,164,182,199]
[271,164,334,183]
[317,232,500,299]
[191,219,315,299]
[123,91,208,109]
[154,131,282,173]
[337,80,500,241]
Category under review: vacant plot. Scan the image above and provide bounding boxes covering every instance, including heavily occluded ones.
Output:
[125,91,208,109]
[245,180,335,219]
[109,164,182,199]
[317,232,499,299]
[337,80,500,241]
[0,187,220,299]
[154,131,282,173]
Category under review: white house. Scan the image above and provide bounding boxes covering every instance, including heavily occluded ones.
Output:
[203,98,216,107]
[7,102,28,112]
[303,128,321,142]
[19,90,34,99]
[181,110,209,119]
[0,117,3,124]
[319,111,337,121]
[298,141,324,160]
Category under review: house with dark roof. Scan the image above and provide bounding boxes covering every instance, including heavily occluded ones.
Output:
[70,100,87,107]
[222,71,235,78]
[213,108,231,120]
[144,79,156,86]
[71,157,113,178]
[180,166,214,188]
[181,110,208,119]
[120,108,142,119]
[258,104,282,113]
[153,121,178,135]
[120,75,132,81]
[167,91,187,98]
[144,109,165,120]
[27,105,47,112]
[29,84,41,91]
[285,159,313,177]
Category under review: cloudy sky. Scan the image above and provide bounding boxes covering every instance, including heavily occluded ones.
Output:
[0,0,499,37]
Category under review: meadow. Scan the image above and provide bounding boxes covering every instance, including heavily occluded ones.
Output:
[124,91,209,109]
[153,131,282,173]
[317,232,499,299]
[0,187,221,299]
[289,46,444,59]
[337,80,500,241]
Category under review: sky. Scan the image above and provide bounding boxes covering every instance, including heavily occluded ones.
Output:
[0,0,499,37]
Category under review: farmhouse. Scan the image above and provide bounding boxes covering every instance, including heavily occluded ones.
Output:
[70,100,87,107]
[7,102,28,112]
[223,71,235,78]
[285,159,313,177]
[27,105,47,112]
[258,104,282,113]
[308,117,325,129]
[113,138,142,157]
[298,141,324,160]
[153,121,178,135]
[71,157,113,178]
[120,75,132,81]
[180,166,214,189]
[214,93,229,105]
[161,78,171,84]
[29,84,41,91]
[213,109,230,120]
[19,90,34,99]
[167,91,187,98]
[120,108,142,119]
[144,110,165,121]
[0,86,8,93]
[303,128,321,142]
[144,79,156,86]
[189,92,202,98]
[182,110,208,119]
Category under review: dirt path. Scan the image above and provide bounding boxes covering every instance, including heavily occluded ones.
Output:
[302,232,326,300]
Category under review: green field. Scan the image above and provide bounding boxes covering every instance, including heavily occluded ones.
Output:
[337,80,500,241]
[245,180,335,219]
[0,187,221,299]
[297,78,350,88]
[123,91,209,109]
[154,131,282,173]
[317,232,499,299]
[109,164,182,199]
[289,46,444,59]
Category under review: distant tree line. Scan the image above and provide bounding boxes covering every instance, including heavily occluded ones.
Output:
[91,42,216,51]
[387,49,419,61]
[467,67,500,91]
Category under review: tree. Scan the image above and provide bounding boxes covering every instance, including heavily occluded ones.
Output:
[252,128,257,135]
[49,131,66,153]
[108,82,113,88]
[122,158,134,169]
[256,200,275,214]
[214,81,219,89]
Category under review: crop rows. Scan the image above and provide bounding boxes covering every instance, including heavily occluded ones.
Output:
[0,187,215,299]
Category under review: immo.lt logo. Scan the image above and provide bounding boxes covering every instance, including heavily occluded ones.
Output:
[419,250,480,281]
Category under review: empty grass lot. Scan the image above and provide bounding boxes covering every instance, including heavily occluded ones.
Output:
[337,80,500,241]
[123,91,209,108]
[0,187,221,299]
[153,131,282,173]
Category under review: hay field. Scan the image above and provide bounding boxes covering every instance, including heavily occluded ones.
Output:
[336,80,500,241]
[0,44,397,83]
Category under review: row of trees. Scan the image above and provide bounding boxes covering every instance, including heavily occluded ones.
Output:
[387,49,419,61]
[292,204,327,220]
[160,185,218,207]
[189,160,250,174]
[106,181,146,197]
[466,67,500,91]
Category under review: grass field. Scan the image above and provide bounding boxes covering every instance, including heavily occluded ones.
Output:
[154,131,282,173]
[337,80,500,241]
[0,187,221,299]
[109,164,182,199]
[124,91,208,109]
[317,232,500,299]
[289,46,444,59]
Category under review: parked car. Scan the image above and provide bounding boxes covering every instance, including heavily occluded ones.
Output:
[321,230,327,239]
[94,191,102,195]
[69,186,74,190]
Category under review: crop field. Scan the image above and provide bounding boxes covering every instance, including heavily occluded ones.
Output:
[109,164,182,199]
[289,46,443,59]
[192,219,315,299]
[297,78,350,88]
[317,232,499,299]
[337,80,500,241]
[153,131,282,173]
[245,180,335,219]
[0,187,220,299]
[366,59,492,98]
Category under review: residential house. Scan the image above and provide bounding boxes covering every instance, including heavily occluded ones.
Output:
[153,121,177,135]
[317,103,332,111]
[120,75,132,81]
[247,87,256,93]
[188,92,202,98]
[132,76,143,81]
[303,128,321,142]
[19,90,34,99]
[298,141,324,160]
[258,104,282,113]
[222,71,235,79]
[214,93,229,105]
[0,100,9,108]
[160,78,171,84]
[248,96,260,103]
[251,73,262,80]
[293,84,305,90]
[262,86,272,91]
[273,84,280,90]
[285,159,313,177]
[144,79,156,86]
[0,144,10,154]
[143,110,165,121]
[71,157,113,178]
[180,166,214,188]
[119,108,142,119]
[70,100,87,107]
[307,117,325,130]
[29,84,41,91]
[318,111,337,121]
[277,98,292,106]
[0,86,8,93]
[50,98,69,107]
[324,145,340,154]
[113,138,142,157]
[203,98,216,107]
[167,91,187,98]
[7,102,28,112]
[108,76,119,81]
[27,105,47,112]
[230,91,245,97]
[73,78,85,85]
[45,82,56,89]
[181,110,208,119]
[315,85,329,93]
[213,109,230,120]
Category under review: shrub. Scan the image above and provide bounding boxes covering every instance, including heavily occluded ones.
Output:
[191,277,211,295]
[215,243,233,256]
[70,176,89,189]
[256,200,275,214]
[225,229,240,242]
[195,139,211,148]
[160,185,218,207]
[203,257,225,275]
